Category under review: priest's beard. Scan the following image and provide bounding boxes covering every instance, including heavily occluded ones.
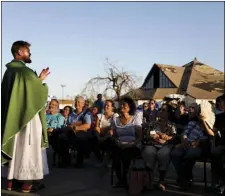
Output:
[23,55,32,64]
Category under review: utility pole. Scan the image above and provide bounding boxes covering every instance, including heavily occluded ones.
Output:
[61,84,66,101]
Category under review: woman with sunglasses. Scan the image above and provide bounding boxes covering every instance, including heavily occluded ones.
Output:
[143,99,158,123]
[142,102,149,111]
[111,97,142,188]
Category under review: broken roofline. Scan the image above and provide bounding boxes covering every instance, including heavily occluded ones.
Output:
[142,58,200,88]
[141,58,223,88]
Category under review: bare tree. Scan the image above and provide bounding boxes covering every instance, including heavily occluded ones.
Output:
[81,58,139,101]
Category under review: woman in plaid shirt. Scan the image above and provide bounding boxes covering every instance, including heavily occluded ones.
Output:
[171,103,207,189]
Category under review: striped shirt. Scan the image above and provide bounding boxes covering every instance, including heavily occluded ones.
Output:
[183,120,206,142]
[68,110,91,125]
[112,115,142,148]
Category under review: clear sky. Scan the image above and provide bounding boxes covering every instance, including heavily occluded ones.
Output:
[2,2,224,99]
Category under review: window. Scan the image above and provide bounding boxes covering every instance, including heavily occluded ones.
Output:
[159,70,174,88]
[145,76,153,88]
[144,68,175,89]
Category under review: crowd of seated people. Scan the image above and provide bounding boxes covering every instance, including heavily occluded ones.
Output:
[45,94,225,195]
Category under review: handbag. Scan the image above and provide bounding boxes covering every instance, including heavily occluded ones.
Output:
[127,158,151,195]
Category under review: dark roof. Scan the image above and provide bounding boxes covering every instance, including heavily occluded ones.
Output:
[128,58,224,100]
[184,66,224,99]
[182,57,205,67]
[178,58,224,98]
[156,64,184,87]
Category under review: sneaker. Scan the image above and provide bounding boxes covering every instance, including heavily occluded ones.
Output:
[22,184,33,193]
[7,180,13,191]
[7,180,21,191]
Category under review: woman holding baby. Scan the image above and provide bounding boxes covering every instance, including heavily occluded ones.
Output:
[142,104,177,191]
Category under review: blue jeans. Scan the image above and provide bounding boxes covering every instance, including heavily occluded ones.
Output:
[142,145,172,171]
[211,145,225,182]
[171,146,201,181]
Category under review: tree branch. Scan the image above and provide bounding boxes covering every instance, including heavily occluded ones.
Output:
[82,58,138,101]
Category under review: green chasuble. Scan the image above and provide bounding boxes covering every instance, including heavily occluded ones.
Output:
[1,60,48,165]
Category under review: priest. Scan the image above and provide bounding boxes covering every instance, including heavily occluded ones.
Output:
[1,41,50,193]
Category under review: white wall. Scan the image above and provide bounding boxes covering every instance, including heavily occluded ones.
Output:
[137,99,163,106]
[59,104,73,109]
[115,97,216,109]
[136,97,216,109]
[182,96,215,107]
[136,100,149,106]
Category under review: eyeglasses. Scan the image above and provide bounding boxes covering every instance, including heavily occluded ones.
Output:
[150,102,155,105]
[189,106,195,109]
[143,105,148,108]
